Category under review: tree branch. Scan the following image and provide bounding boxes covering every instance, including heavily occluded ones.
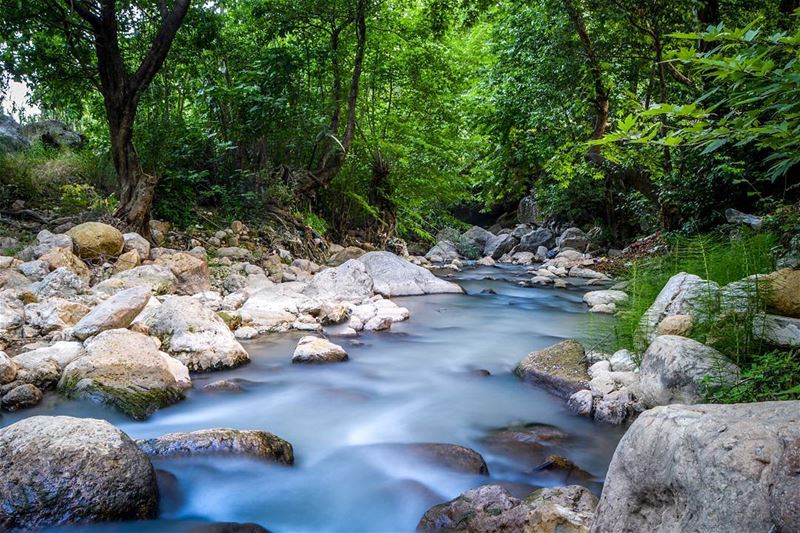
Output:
[130,0,191,95]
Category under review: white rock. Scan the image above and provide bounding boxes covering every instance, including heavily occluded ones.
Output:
[609,349,637,372]
[303,259,374,302]
[291,336,348,363]
[234,326,259,340]
[358,251,463,297]
[588,360,611,378]
[583,289,628,307]
[71,287,151,340]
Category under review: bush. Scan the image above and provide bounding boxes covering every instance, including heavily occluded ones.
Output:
[436,226,482,259]
[704,350,800,403]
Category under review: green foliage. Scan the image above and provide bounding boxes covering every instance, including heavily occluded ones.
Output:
[704,350,800,403]
[296,210,329,236]
[58,183,117,216]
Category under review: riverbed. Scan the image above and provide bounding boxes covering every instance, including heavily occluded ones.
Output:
[3,264,626,532]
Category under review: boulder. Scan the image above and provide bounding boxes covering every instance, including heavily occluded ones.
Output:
[94,264,178,295]
[583,290,628,309]
[12,348,63,389]
[655,314,694,337]
[1,383,42,410]
[31,266,86,298]
[154,252,211,295]
[24,298,90,333]
[557,227,590,252]
[39,247,91,283]
[755,314,800,348]
[517,195,541,225]
[59,329,185,419]
[515,340,589,399]
[516,228,555,253]
[114,249,140,273]
[67,222,124,259]
[593,402,800,533]
[638,335,739,407]
[329,246,366,266]
[0,416,158,530]
[303,259,374,303]
[142,296,249,372]
[372,443,488,475]
[567,389,594,417]
[462,226,495,249]
[476,256,495,266]
[71,286,151,340]
[425,240,461,263]
[764,268,800,318]
[358,251,463,297]
[122,232,150,260]
[0,268,30,290]
[20,119,85,149]
[136,429,293,464]
[484,233,518,260]
[608,349,636,372]
[725,207,764,230]
[13,341,85,371]
[17,229,73,261]
[483,423,569,466]
[17,259,50,280]
[292,336,348,363]
[0,351,16,384]
[0,113,30,152]
[418,484,597,533]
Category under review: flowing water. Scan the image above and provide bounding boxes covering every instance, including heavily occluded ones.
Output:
[3,265,627,533]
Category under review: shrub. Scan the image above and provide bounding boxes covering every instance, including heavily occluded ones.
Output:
[436,226,482,259]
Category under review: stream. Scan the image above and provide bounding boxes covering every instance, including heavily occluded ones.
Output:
[2,264,627,533]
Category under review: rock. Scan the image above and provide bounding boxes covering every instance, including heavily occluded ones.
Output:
[374,443,488,475]
[217,246,252,261]
[593,401,800,533]
[587,360,611,378]
[1,383,42,410]
[517,228,555,253]
[20,119,85,148]
[94,264,178,295]
[725,207,763,230]
[71,286,151,340]
[515,340,589,399]
[512,251,535,264]
[583,290,628,309]
[122,232,150,260]
[59,329,185,419]
[17,230,73,261]
[329,246,366,266]
[67,222,124,259]
[292,258,321,274]
[0,416,158,530]
[425,240,461,263]
[24,298,90,333]
[764,268,800,318]
[12,349,62,389]
[292,336,348,363]
[755,313,800,348]
[476,256,495,266]
[462,226,495,249]
[39,247,91,283]
[638,335,739,407]
[234,325,259,340]
[609,349,636,372]
[358,251,463,297]
[304,259,374,302]
[557,227,590,252]
[142,296,249,371]
[365,315,392,331]
[136,429,293,464]
[0,112,30,151]
[569,267,609,280]
[593,388,637,425]
[239,283,307,330]
[13,341,85,371]
[0,268,30,290]
[417,484,597,533]
[203,379,243,392]
[638,272,719,346]
[17,259,50,280]
[0,351,16,384]
[31,266,86,298]
[517,195,541,224]
[568,389,593,416]
[155,252,211,295]
[535,454,595,485]
[484,233,518,260]
[483,423,569,466]
[114,249,140,272]
[655,314,694,337]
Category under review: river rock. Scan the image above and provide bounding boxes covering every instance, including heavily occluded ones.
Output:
[17,229,73,261]
[557,227,590,252]
[638,335,739,407]
[376,443,488,475]
[329,246,366,265]
[59,329,185,419]
[304,259,373,302]
[67,222,124,259]
[154,252,211,295]
[114,249,140,272]
[13,341,85,372]
[417,484,597,533]
[535,454,595,486]
[0,416,158,530]
[484,233,518,260]
[94,264,178,295]
[567,389,594,416]
[764,268,800,318]
[12,349,62,390]
[0,351,16,384]
[292,336,348,363]
[608,349,636,372]
[31,266,86,298]
[517,228,555,253]
[583,290,628,311]
[515,340,589,399]
[462,226,495,249]
[358,251,463,296]
[755,313,800,348]
[136,429,294,464]
[1,383,42,410]
[592,401,800,533]
[71,286,151,340]
[483,423,569,466]
[190,523,271,533]
[122,232,150,260]
[425,240,460,263]
[142,296,249,371]
[25,298,90,333]
[39,247,92,283]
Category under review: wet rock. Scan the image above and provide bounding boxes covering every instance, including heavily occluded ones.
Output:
[515,340,589,399]
[379,443,489,475]
[638,335,739,407]
[1,383,42,410]
[417,484,597,533]
[94,264,178,295]
[188,522,271,533]
[567,389,593,417]
[142,296,249,371]
[155,252,212,295]
[292,336,348,363]
[67,222,124,259]
[535,454,595,486]
[359,251,463,297]
[234,325,259,340]
[593,401,800,533]
[137,429,293,464]
[59,329,185,419]
[0,416,158,530]
[203,379,244,392]
[24,298,90,333]
[71,286,151,340]
[483,423,570,466]
[304,259,374,302]
[476,256,495,266]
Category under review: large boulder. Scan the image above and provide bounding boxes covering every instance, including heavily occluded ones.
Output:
[20,119,85,149]
[764,268,800,318]
[638,272,719,347]
[141,296,249,371]
[755,314,800,348]
[638,335,739,407]
[0,113,30,152]
[239,283,309,330]
[484,233,518,260]
[515,340,589,399]
[154,252,211,295]
[516,228,555,253]
[31,266,86,298]
[39,247,92,283]
[93,264,178,295]
[0,416,158,531]
[59,329,186,419]
[557,227,590,252]
[418,484,597,533]
[16,229,73,261]
[592,401,800,533]
[292,336,348,363]
[462,226,495,249]
[71,286,151,340]
[303,259,374,303]
[136,429,293,464]
[67,222,124,259]
[358,251,463,297]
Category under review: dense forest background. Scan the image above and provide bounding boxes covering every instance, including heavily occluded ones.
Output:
[1,0,799,244]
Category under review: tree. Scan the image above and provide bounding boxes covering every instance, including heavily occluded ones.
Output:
[0,0,191,233]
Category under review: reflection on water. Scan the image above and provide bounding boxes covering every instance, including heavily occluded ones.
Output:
[7,265,625,533]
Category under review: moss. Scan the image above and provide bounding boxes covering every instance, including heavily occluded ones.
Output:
[60,377,184,420]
